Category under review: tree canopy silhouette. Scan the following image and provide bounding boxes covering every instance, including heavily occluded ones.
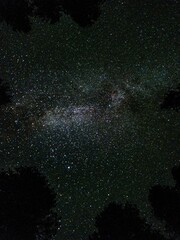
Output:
[0,0,105,32]
[149,165,180,238]
[0,77,12,106]
[160,85,180,111]
[89,202,167,240]
[0,166,60,240]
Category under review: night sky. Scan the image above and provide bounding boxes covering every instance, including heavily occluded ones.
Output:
[0,0,179,239]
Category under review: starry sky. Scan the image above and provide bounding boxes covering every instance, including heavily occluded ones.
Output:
[0,0,179,239]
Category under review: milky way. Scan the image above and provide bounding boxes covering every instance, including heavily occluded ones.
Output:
[0,0,179,239]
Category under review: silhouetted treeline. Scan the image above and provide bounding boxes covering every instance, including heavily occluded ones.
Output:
[0,0,105,32]
[0,77,12,106]
[161,85,180,111]
[149,165,180,239]
[89,202,167,240]
[0,167,60,240]
[89,165,180,240]
[0,164,180,239]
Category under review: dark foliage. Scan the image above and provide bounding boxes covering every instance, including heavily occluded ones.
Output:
[160,85,180,111]
[0,77,12,106]
[89,202,166,240]
[149,165,180,237]
[29,0,62,23]
[0,167,60,240]
[0,0,105,32]
[172,165,180,189]
[0,0,31,32]
[62,0,104,27]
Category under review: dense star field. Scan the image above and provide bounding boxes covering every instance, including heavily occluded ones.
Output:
[0,0,179,239]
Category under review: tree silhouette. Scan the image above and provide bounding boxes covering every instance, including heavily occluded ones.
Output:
[0,0,105,32]
[160,85,180,111]
[149,165,180,238]
[62,0,104,27]
[0,77,12,106]
[172,165,180,190]
[0,167,60,240]
[89,202,167,240]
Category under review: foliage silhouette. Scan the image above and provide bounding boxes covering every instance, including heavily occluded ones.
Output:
[0,0,105,32]
[89,202,167,240]
[171,165,180,190]
[0,77,12,106]
[149,165,180,238]
[62,0,104,27]
[160,85,180,111]
[0,167,60,240]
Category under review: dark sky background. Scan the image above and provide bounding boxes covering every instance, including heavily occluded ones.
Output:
[0,0,179,239]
